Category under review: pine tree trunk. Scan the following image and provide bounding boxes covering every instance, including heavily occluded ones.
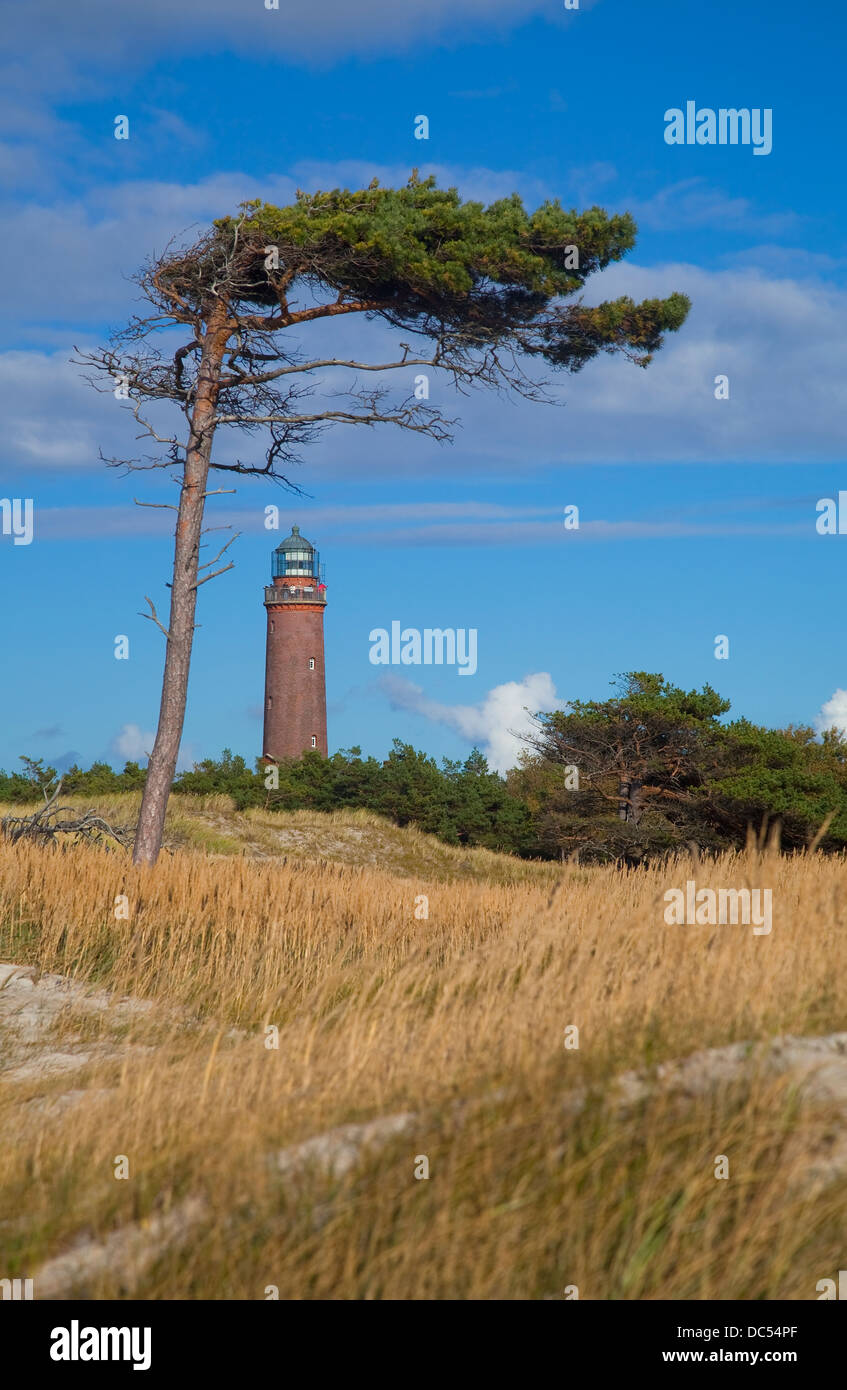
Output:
[617,775,643,824]
[132,308,229,866]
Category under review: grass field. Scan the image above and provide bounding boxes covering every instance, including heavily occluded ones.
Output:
[1,794,845,1299]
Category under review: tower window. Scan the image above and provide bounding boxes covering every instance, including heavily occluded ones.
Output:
[309,657,315,670]
[311,736,317,748]
[267,697,272,710]
[269,620,275,633]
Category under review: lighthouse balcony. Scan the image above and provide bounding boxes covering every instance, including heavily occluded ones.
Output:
[264,584,326,606]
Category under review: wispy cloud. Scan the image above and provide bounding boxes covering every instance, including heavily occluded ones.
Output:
[144,107,208,150]
[331,519,805,547]
[721,245,845,277]
[29,502,809,545]
[1,0,593,92]
[627,178,800,237]
[378,670,562,772]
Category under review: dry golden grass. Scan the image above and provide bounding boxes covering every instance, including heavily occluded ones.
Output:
[1,807,845,1299]
[5,791,562,883]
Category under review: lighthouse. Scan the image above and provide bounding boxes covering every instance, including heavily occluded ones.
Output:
[262,525,328,761]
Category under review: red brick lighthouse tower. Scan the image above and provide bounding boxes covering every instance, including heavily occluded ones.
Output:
[262,525,328,761]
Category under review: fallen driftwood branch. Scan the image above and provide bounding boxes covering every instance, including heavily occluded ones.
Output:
[1,782,133,851]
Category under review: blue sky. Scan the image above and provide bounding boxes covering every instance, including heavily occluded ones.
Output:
[1,0,846,775]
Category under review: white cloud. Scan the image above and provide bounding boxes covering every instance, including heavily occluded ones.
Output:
[3,165,847,479]
[378,671,562,772]
[110,723,156,762]
[0,173,300,325]
[1,0,592,86]
[109,723,197,772]
[0,348,154,474]
[0,161,802,329]
[815,690,847,737]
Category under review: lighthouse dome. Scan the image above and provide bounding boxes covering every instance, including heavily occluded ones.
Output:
[275,524,315,553]
[272,524,321,579]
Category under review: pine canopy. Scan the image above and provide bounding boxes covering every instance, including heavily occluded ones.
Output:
[151,173,691,370]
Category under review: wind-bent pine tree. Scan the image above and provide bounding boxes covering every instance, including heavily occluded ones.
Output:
[77,175,690,865]
[526,671,731,823]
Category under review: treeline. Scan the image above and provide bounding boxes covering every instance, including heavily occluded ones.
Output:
[0,746,532,854]
[513,672,847,862]
[4,673,847,861]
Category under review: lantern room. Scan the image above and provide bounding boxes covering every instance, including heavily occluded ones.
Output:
[271,524,323,581]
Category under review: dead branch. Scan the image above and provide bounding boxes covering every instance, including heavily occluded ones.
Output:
[140,595,172,639]
[198,531,241,571]
[1,804,134,852]
[192,561,235,588]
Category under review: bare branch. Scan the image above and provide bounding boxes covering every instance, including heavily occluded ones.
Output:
[211,406,453,436]
[41,776,64,811]
[130,398,180,447]
[219,347,442,390]
[193,561,235,588]
[198,531,241,571]
[140,595,172,640]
